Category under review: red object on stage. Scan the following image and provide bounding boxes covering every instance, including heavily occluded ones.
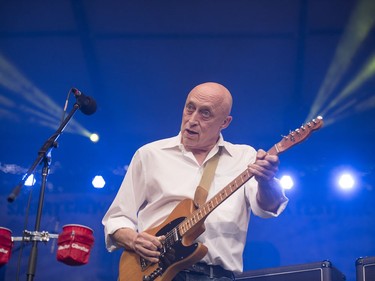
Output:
[56,224,94,266]
[0,227,13,266]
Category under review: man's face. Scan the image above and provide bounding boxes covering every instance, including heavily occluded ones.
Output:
[180,84,232,153]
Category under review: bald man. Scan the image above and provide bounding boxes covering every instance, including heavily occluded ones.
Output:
[103,82,288,281]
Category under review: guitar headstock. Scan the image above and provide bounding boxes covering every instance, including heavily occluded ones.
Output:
[273,116,323,154]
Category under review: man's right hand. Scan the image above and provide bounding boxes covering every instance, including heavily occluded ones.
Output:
[112,228,165,263]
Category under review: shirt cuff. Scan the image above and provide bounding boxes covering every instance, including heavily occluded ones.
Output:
[103,217,137,252]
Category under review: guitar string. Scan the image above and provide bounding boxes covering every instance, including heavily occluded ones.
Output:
[173,169,252,238]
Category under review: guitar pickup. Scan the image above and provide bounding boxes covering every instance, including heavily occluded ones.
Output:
[140,257,150,270]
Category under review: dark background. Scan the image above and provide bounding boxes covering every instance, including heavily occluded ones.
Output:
[0,1,374,281]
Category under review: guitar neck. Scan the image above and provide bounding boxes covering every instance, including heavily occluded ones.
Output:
[178,116,323,237]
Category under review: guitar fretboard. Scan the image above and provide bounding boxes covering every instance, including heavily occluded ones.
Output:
[178,168,254,236]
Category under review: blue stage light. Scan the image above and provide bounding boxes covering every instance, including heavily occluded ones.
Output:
[280,175,294,190]
[92,175,106,188]
[24,174,36,186]
[338,173,355,190]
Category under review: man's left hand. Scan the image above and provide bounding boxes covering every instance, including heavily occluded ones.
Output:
[248,149,279,184]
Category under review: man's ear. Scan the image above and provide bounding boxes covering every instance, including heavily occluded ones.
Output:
[221,116,233,130]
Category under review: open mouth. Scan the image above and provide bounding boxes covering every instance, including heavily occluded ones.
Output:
[186,129,198,135]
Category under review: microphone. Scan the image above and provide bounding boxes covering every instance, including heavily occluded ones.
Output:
[71,88,97,115]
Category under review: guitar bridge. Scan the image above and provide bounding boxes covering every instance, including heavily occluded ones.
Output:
[142,266,164,281]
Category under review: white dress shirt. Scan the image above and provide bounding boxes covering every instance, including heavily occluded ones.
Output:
[102,133,288,273]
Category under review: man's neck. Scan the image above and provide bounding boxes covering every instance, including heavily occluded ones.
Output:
[191,150,210,166]
[181,135,221,166]
[189,144,219,166]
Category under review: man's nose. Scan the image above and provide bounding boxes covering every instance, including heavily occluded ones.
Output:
[188,111,199,125]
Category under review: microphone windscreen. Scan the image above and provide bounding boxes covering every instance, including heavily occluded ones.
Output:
[79,96,97,115]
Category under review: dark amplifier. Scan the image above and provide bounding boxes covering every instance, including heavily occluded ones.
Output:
[356,256,375,281]
[236,260,345,281]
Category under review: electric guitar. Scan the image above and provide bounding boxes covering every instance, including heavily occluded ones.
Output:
[119,116,324,281]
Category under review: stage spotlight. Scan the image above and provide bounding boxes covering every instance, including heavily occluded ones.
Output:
[24,174,36,186]
[306,0,375,123]
[92,175,105,189]
[338,173,356,191]
[89,133,99,143]
[280,175,294,190]
[0,53,94,138]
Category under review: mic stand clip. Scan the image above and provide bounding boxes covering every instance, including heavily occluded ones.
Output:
[12,230,59,243]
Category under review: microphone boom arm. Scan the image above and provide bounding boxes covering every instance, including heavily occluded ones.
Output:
[7,102,81,202]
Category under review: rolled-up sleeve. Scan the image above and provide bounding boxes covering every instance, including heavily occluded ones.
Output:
[102,151,145,252]
[247,177,288,218]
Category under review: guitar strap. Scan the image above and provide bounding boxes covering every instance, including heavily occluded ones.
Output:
[194,146,222,208]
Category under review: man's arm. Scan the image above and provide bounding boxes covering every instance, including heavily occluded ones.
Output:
[256,178,285,213]
[248,149,286,213]
[111,228,165,263]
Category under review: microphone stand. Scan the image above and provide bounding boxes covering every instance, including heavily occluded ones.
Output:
[7,102,81,281]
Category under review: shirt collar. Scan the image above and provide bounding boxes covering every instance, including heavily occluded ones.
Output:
[161,132,234,157]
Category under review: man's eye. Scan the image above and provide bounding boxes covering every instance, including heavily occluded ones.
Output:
[201,110,211,118]
[186,104,195,111]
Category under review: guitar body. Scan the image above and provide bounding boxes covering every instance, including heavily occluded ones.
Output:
[119,199,208,281]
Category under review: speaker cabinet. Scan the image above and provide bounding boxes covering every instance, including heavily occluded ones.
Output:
[356,256,375,281]
[236,260,345,281]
